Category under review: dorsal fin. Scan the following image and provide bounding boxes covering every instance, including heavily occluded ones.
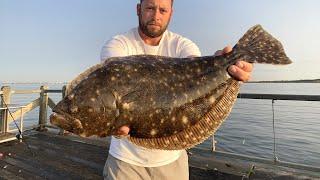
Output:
[65,56,138,95]
[65,57,120,95]
[65,63,103,96]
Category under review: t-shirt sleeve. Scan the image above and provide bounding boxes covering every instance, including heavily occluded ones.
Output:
[178,38,201,58]
[100,36,128,62]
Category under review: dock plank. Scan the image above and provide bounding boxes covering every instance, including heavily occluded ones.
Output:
[1,134,104,179]
[0,135,107,179]
[1,131,313,179]
[0,161,30,180]
[1,131,230,179]
[0,132,16,144]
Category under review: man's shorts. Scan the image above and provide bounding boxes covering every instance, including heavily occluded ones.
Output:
[103,150,189,180]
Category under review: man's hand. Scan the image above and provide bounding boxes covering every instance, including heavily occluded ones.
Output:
[214,46,253,82]
[114,126,130,138]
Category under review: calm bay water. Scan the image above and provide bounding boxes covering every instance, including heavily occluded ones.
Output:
[211,83,320,168]
[1,82,319,167]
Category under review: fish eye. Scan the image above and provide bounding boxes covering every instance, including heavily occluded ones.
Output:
[100,106,106,113]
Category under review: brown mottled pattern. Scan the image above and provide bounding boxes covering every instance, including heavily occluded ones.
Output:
[129,79,240,150]
[50,25,292,150]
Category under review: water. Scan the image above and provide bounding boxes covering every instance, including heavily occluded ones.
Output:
[1,83,319,167]
[206,83,320,168]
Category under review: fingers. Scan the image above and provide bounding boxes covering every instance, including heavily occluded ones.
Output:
[214,50,223,56]
[117,126,130,135]
[228,61,253,82]
[214,46,254,82]
[228,65,250,82]
[113,126,130,139]
[235,61,253,73]
[222,45,232,54]
[214,45,232,56]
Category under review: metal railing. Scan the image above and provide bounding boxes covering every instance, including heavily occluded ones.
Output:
[0,106,25,143]
[209,93,320,174]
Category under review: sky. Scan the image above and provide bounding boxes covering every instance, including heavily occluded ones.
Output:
[0,0,320,83]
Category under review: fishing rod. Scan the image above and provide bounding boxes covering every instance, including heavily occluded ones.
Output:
[0,95,35,157]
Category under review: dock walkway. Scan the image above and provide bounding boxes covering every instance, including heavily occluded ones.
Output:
[0,131,239,180]
[1,130,317,180]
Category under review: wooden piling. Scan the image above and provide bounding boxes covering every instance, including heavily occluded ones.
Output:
[38,86,48,131]
[58,85,68,135]
[0,86,11,133]
[62,85,67,98]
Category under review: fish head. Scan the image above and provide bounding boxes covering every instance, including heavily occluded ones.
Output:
[50,75,118,137]
[50,93,86,136]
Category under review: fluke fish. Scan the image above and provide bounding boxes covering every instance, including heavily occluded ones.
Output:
[50,25,292,150]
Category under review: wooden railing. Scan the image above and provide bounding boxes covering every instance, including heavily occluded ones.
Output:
[0,86,66,133]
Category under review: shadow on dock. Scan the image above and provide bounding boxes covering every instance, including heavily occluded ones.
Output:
[0,130,237,180]
[0,130,317,180]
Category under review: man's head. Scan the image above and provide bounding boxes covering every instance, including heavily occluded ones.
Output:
[139,0,174,6]
[137,0,173,38]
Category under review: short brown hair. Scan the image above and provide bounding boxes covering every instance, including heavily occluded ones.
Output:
[140,0,174,6]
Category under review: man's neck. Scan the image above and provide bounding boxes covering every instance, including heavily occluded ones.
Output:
[138,28,163,46]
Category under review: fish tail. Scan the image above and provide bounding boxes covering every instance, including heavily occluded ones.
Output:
[233,25,292,65]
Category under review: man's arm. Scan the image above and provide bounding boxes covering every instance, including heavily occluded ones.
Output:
[101,36,131,136]
[100,37,128,62]
[178,38,201,58]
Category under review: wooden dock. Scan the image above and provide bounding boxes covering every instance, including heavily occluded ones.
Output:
[1,130,318,180]
[0,130,242,180]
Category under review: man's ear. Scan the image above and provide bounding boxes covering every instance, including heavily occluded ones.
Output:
[170,8,174,17]
[136,4,141,16]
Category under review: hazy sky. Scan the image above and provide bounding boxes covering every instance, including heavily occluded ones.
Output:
[1,0,319,83]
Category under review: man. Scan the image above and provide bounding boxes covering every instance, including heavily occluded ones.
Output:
[100,0,253,179]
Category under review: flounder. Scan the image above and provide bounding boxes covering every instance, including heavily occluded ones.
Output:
[50,25,292,150]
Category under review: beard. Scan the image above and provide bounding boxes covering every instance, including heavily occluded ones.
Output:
[138,15,170,38]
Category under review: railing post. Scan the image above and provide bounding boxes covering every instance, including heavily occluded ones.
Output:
[0,86,11,134]
[212,134,217,151]
[58,85,68,135]
[38,85,48,131]
[62,85,67,98]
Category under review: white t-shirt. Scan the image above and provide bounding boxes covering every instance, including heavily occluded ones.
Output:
[100,27,201,167]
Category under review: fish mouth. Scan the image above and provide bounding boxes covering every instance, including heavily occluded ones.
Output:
[50,110,85,136]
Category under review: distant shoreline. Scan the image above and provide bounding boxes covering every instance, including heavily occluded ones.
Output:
[0,82,67,85]
[249,79,320,83]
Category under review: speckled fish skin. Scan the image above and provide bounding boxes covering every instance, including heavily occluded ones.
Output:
[50,25,292,150]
